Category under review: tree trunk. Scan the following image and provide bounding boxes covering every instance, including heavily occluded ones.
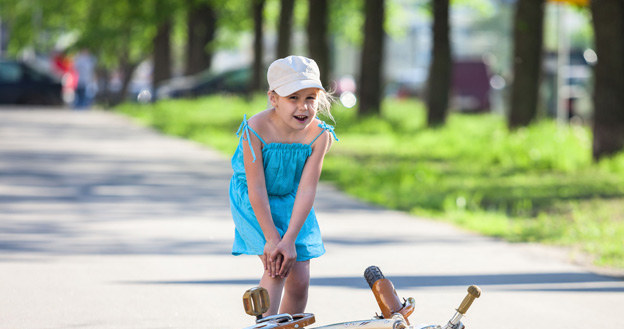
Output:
[116,61,140,106]
[358,0,385,116]
[251,0,266,92]
[105,32,142,107]
[590,0,624,160]
[186,1,217,76]
[111,45,141,107]
[508,0,545,129]
[307,0,330,88]
[152,17,172,90]
[95,66,111,107]
[426,0,451,127]
[277,0,295,58]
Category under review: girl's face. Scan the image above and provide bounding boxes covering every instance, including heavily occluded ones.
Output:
[270,88,320,130]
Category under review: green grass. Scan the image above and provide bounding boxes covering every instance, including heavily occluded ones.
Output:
[116,95,624,269]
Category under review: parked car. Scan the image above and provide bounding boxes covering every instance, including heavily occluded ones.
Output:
[451,59,491,112]
[0,59,64,105]
[156,67,251,100]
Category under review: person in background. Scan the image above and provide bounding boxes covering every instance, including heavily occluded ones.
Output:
[51,49,78,103]
[73,48,97,109]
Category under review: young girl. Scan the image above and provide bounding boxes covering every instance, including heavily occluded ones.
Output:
[229,55,337,316]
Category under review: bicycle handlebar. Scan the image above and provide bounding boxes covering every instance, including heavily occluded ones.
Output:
[457,285,481,315]
[442,285,482,329]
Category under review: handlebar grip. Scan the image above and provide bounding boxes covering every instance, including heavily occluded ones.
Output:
[365,266,403,319]
[456,285,481,315]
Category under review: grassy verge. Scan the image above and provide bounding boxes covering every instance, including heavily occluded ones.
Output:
[116,95,624,269]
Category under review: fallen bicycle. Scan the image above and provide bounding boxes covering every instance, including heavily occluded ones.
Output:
[241,265,481,329]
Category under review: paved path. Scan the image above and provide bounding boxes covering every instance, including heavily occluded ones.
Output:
[1,107,623,329]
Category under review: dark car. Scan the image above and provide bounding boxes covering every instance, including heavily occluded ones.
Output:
[451,60,491,112]
[0,59,64,105]
[156,67,251,100]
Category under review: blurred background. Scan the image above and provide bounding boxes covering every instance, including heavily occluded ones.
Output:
[1,0,623,269]
[0,0,596,119]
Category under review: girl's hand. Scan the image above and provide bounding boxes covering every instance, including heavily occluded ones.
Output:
[262,239,280,277]
[270,240,297,278]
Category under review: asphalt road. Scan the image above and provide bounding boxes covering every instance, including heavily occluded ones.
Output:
[1,107,623,329]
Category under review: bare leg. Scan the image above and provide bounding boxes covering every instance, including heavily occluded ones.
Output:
[279,260,310,315]
[259,266,285,316]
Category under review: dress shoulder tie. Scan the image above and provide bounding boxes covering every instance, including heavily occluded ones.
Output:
[309,121,339,146]
[236,114,267,163]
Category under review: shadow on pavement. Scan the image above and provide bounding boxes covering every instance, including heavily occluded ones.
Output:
[125,272,624,292]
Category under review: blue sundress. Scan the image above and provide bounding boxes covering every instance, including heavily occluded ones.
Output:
[229,115,338,261]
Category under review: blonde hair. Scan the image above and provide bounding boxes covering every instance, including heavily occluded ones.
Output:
[316,88,336,123]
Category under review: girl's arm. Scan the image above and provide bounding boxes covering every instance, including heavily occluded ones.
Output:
[273,130,331,277]
[242,126,281,277]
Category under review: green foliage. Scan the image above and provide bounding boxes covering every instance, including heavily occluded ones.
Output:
[0,0,85,54]
[262,0,310,32]
[452,0,495,15]
[329,0,364,45]
[0,0,179,69]
[212,0,253,49]
[116,95,624,269]
[385,1,415,38]
[78,0,158,68]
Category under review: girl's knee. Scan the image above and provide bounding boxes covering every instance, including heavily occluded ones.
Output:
[261,271,285,284]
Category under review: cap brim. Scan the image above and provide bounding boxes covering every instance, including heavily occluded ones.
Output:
[274,80,325,97]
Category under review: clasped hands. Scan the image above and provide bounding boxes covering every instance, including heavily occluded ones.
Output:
[262,238,296,278]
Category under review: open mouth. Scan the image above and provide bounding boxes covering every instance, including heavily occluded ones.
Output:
[294,115,308,123]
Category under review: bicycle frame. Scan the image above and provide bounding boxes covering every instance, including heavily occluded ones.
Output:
[311,315,409,329]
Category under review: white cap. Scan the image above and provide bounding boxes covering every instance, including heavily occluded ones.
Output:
[267,55,325,96]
